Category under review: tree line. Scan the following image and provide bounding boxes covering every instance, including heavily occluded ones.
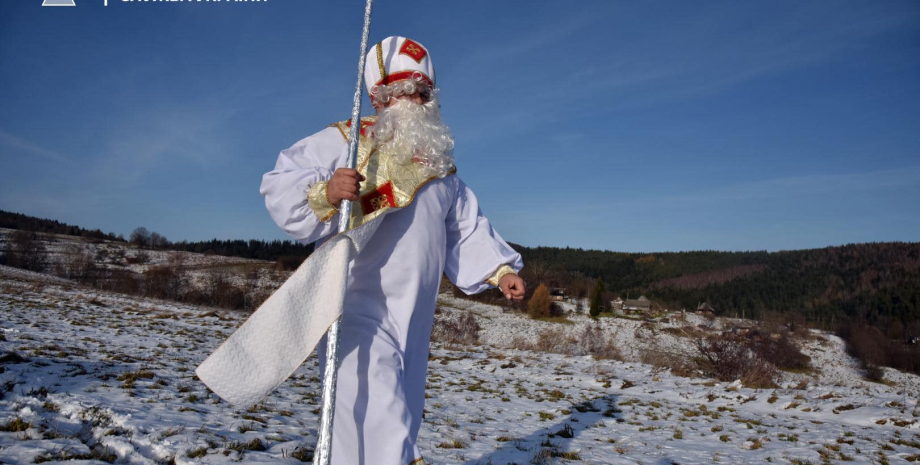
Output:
[512,242,920,333]
[0,209,123,242]
[4,209,917,333]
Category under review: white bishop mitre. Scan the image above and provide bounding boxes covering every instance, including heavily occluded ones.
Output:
[364,36,436,96]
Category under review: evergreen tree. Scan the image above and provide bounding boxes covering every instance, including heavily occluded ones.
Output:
[590,279,606,318]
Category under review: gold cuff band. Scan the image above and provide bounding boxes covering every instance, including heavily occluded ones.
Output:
[307,180,338,223]
[486,264,517,287]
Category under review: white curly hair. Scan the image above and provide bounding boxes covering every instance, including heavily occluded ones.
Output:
[369,75,455,178]
[370,72,434,107]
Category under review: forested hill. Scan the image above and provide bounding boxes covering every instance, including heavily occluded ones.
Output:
[4,209,917,328]
[0,209,313,263]
[513,243,920,329]
[0,209,123,242]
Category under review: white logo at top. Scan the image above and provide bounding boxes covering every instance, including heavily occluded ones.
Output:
[43,0,76,6]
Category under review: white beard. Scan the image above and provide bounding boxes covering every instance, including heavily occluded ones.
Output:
[369,96,455,178]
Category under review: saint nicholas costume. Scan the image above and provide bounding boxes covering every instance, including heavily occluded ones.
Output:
[196,37,523,465]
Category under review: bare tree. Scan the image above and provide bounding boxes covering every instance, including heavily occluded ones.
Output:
[7,230,46,271]
[130,227,151,247]
[150,232,170,249]
[522,260,553,285]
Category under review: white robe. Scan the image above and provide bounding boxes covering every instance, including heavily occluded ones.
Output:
[260,126,523,465]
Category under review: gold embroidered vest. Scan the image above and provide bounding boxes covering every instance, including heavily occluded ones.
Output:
[307,116,456,232]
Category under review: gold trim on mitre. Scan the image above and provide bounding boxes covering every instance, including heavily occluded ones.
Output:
[376,41,387,84]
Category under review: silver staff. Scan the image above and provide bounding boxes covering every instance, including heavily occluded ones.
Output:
[314,0,374,463]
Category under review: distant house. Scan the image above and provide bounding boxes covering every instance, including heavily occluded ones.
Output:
[624,295,652,315]
[612,298,624,311]
[696,302,716,315]
[550,288,566,302]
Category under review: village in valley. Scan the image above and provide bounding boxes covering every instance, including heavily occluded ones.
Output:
[545,288,757,335]
[556,290,716,319]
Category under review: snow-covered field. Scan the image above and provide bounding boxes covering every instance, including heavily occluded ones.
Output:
[0,228,285,293]
[438,297,920,396]
[2,263,919,464]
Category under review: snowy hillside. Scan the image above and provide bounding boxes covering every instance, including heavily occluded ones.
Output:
[0,228,266,274]
[1,263,919,464]
[0,228,285,311]
[436,297,920,395]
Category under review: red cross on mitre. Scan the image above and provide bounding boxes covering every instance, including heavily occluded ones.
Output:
[399,39,427,63]
[345,118,376,137]
[361,181,397,215]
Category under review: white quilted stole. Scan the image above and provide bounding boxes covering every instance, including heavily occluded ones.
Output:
[196,219,384,406]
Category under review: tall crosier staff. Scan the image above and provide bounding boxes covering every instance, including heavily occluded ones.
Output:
[313,0,374,463]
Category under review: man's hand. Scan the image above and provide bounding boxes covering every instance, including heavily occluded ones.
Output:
[498,274,525,301]
[327,168,366,208]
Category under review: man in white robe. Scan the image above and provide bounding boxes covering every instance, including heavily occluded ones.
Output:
[259,36,525,465]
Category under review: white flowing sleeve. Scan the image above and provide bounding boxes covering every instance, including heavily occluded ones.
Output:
[444,177,524,295]
[259,128,346,245]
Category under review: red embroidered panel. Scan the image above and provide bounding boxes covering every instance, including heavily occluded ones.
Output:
[361,181,396,215]
[399,39,427,63]
[345,119,375,137]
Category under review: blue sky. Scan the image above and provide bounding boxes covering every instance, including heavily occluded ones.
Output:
[1,0,918,252]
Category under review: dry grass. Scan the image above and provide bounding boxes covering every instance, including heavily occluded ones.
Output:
[432,310,481,345]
